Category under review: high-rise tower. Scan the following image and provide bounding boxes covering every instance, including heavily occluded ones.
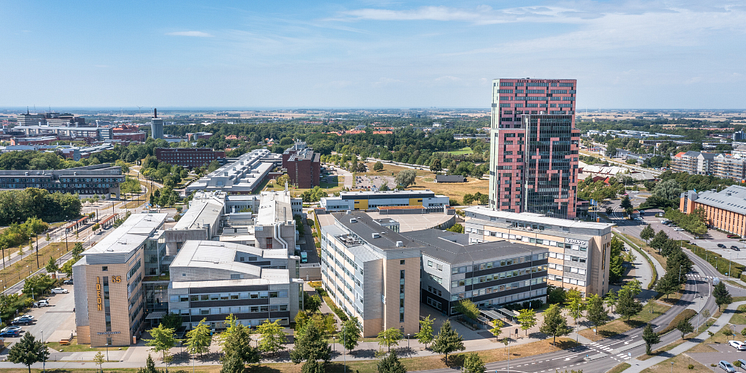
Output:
[488,78,580,219]
[151,108,164,140]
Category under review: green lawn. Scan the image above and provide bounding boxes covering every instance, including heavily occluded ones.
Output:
[445,147,474,155]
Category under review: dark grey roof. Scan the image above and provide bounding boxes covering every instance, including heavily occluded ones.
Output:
[700,152,717,160]
[334,211,420,250]
[403,229,545,265]
[693,185,746,216]
[684,151,701,157]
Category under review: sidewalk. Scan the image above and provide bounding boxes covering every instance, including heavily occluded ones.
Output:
[623,301,746,373]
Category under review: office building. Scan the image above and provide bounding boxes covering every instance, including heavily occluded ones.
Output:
[16,111,46,127]
[463,206,613,296]
[151,109,164,140]
[155,148,226,168]
[713,154,746,183]
[320,190,450,212]
[734,131,746,141]
[282,142,320,188]
[410,229,548,315]
[185,149,282,194]
[488,78,580,219]
[0,164,124,198]
[113,125,147,142]
[167,240,302,329]
[671,151,717,175]
[73,213,168,346]
[318,212,421,337]
[680,185,746,238]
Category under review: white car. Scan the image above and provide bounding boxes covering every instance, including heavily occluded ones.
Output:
[674,227,685,231]
[730,340,746,351]
[50,287,68,294]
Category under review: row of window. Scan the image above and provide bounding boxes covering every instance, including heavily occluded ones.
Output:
[170,290,288,303]
[548,274,586,287]
[450,276,546,301]
[173,304,288,316]
[451,264,547,288]
[548,263,587,275]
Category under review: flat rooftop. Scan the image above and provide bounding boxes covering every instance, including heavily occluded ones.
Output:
[465,206,614,230]
[173,191,225,230]
[366,211,453,232]
[171,240,288,278]
[84,213,167,255]
[333,211,419,250]
[405,229,546,265]
[256,191,293,226]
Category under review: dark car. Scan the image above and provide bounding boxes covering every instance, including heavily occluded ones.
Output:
[0,329,20,337]
[63,279,73,285]
[732,246,740,251]
[718,244,727,249]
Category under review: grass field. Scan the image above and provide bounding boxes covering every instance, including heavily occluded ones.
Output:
[640,353,711,373]
[444,147,474,155]
[0,241,81,291]
[263,176,345,197]
[361,162,488,202]
[579,301,671,341]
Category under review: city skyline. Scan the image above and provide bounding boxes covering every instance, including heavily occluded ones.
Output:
[2,0,745,109]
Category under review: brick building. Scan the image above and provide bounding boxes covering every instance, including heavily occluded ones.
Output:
[680,185,746,238]
[282,142,320,188]
[155,148,226,168]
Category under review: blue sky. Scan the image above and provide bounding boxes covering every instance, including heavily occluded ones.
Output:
[2,0,745,109]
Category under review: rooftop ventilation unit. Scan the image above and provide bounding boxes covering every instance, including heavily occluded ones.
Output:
[350,218,358,223]
[372,233,381,239]
[395,241,404,247]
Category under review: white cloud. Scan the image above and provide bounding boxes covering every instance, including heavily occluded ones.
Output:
[166,31,214,38]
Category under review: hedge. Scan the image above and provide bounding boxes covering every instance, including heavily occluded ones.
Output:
[659,308,697,336]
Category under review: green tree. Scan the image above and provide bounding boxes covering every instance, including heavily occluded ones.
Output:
[144,323,176,361]
[301,359,325,373]
[221,315,260,367]
[377,327,403,352]
[373,161,384,172]
[642,324,660,355]
[650,230,669,253]
[676,318,694,339]
[378,351,407,373]
[340,317,362,352]
[8,332,50,373]
[620,195,633,216]
[45,256,59,275]
[540,304,571,345]
[585,294,608,333]
[257,319,286,356]
[463,352,485,373]
[455,299,480,321]
[616,288,643,321]
[430,158,442,173]
[160,313,183,330]
[652,179,682,201]
[72,242,84,260]
[185,318,211,358]
[714,281,732,311]
[609,237,625,283]
[290,321,332,364]
[431,320,464,366]
[640,225,655,243]
[654,272,679,299]
[517,309,537,336]
[220,351,245,373]
[395,170,417,188]
[489,319,503,341]
[416,315,435,348]
[93,351,106,372]
[567,297,585,325]
[304,293,322,313]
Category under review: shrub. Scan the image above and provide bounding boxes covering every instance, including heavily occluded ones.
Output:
[659,309,696,335]
[688,364,694,369]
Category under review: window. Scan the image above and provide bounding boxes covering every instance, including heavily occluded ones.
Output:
[102,266,108,272]
[400,260,405,265]
[427,260,433,267]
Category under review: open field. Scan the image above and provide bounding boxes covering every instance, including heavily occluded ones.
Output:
[362,162,488,202]
[0,241,81,290]
[443,146,474,155]
[640,353,711,373]
[579,301,671,341]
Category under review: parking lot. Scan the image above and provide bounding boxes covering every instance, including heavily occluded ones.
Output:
[0,283,75,354]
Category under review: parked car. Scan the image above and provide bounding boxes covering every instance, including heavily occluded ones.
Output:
[728,234,742,239]
[1,326,22,334]
[63,279,73,285]
[720,360,736,373]
[11,317,32,325]
[0,329,20,337]
[737,359,746,369]
[34,299,49,307]
[732,246,741,251]
[51,287,68,294]
[300,251,308,263]
[729,340,746,350]
[718,244,728,249]
[674,227,684,231]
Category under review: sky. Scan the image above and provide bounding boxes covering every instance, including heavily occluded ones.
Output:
[2,0,745,109]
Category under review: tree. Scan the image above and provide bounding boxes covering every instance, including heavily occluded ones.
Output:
[137,354,158,373]
[463,352,486,373]
[650,230,669,253]
[431,320,464,366]
[430,158,442,173]
[257,319,286,356]
[395,170,417,188]
[640,225,655,243]
[72,242,84,260]
[585,294,608,333]
[624,279,643,297]
[616,288,643,321]
[145,323,176,361]
[378,351,407,373]
[340,317,362,352]
[301,359,326,373]
[567,297,585,325]
[8,332,49,373]
[373,161,384,172]
[160,313,183,330]
[517,309,537,336]
[654,272,679,299]
[416,315,435,348]
[676,318,694,339]
[94,351,106,372]
[489,319,503,341]
[652,179,682,201]
[547,285,567,304]
[455,299,480,321]
[221,315,260,367]
[540,304,571,345]
[290,321,332,364]
[620,195,633,216]
[220,350,246,373]
[714,281,732,311]
[642,324,660,355]
[609,237,625,283]
[377,327,403,352]
[45,256,59,276]
[304,293,321,313]
[185,318,211,358]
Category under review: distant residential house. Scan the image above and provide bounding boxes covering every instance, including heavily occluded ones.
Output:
[435,175,466,183]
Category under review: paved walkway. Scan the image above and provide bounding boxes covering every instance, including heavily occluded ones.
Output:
[623,301,746,372]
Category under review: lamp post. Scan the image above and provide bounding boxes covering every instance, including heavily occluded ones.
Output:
[106,342,110,362]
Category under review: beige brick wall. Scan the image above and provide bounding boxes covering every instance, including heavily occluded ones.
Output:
[382,257,420,336]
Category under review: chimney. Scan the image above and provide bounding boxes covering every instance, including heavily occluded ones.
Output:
[154,108,158,118]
